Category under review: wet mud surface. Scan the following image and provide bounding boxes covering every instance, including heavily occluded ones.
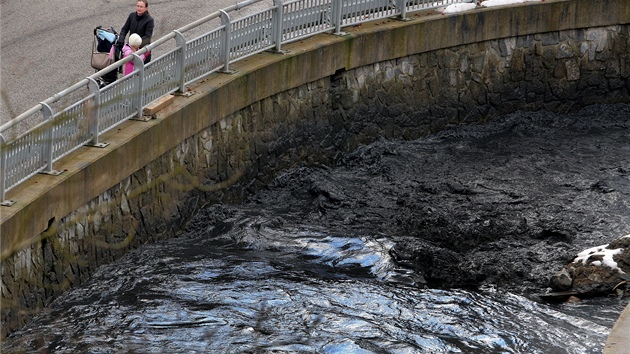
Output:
[3,104,629,353]
[200,103,630,297]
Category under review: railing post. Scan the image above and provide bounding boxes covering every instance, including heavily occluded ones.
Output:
[85,78,108,148]
[396,0,408,20]
[273,0,285,52]
[39,102,62,176]
[0,132,11,206]
[332,0,347,36]
[173,30,187,93]
[132,54,146,119]
[220,10,235,74]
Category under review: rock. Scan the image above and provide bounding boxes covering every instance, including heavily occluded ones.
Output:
[566,295,581,303]
[550,268,573,291]
[549,235,630,296]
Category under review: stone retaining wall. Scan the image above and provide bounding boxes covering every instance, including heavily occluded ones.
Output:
[2,0,630,338]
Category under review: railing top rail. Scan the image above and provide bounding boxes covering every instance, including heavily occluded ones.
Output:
[176,0,265,33]
[41,80,91,106]
[143,32,176,52]
[0,105,43,133]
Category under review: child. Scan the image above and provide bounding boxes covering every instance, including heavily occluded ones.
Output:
[122,33,150,76]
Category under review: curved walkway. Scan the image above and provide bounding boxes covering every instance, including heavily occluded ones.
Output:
[0,0,271,125]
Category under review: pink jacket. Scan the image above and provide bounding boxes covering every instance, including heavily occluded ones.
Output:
[122,44,149,76]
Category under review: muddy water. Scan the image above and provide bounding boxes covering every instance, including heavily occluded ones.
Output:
[3,104,630,353]
[1,232,624,353]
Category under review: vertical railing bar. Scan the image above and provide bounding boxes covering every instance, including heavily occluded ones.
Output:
[333,0,345,35]
[38,103,62,176]
[0,132,8,204]
[220,10,234,73]
[41,103,54,173]
[174,30,187,93]
[360,0,366,21]
[132,54,146,119]
[397,0,407,19]
[85,78,109,148]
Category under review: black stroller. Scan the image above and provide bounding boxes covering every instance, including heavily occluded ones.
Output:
[92,26,121,87]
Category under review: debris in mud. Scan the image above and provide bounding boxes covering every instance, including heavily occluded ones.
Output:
[548,235,630,298]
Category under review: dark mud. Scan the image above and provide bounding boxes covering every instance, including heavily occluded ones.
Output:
[2,104,629,353]
[190,103,630,298]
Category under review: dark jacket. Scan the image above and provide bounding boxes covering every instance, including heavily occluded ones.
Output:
[117,12,154,47]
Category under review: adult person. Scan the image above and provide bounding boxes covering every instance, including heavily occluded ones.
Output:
[116,0,154,63]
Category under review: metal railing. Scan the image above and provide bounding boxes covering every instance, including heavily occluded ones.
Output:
[0,0,470,205]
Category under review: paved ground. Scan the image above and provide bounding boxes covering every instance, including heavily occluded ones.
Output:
[0,0,272,126]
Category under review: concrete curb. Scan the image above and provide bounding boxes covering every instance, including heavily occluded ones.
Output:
[604,302,630,354]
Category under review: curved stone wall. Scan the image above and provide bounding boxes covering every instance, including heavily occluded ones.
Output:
[2,0,629,337]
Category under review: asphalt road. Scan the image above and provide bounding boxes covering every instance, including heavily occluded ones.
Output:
[0,0,273,126]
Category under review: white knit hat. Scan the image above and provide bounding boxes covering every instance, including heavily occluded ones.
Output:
[129,33,142,47]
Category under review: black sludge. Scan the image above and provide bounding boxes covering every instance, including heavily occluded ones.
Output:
[2,104,629,353]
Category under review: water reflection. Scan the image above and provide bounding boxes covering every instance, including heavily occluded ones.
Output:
[3,223,624,353]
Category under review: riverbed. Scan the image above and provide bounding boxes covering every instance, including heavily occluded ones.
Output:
[2,103,629,353]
